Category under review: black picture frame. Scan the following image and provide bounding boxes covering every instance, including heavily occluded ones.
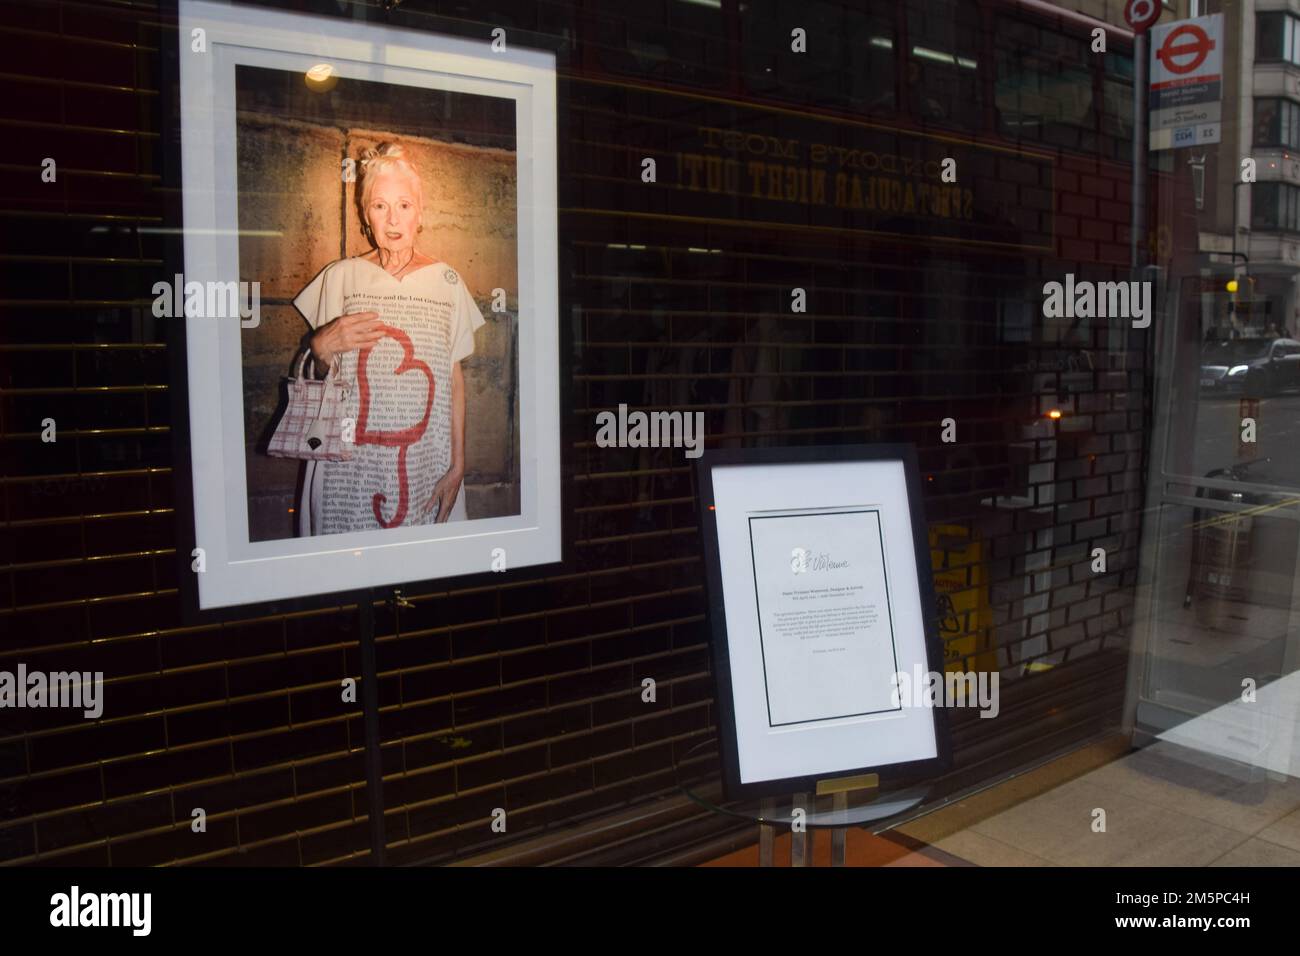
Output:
[694,443,952,801]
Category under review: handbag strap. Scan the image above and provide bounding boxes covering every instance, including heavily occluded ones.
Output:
[295,349,341,383]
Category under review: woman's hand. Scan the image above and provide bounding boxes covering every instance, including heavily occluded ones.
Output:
[425,465,464,523]
[310,311,383,370]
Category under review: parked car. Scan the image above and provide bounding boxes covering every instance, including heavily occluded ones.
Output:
[1200,338,1300,396]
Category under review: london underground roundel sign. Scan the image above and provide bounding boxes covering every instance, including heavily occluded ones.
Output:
[1124,0,1161,33]
[1155,23,1215,75]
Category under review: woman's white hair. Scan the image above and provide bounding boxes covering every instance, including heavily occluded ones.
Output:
[356,143,423,243]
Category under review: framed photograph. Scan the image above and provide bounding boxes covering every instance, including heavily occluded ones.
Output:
[175,0,560,609]
[695,445,950,799]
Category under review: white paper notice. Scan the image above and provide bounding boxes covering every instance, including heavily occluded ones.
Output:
[748,509,900,726]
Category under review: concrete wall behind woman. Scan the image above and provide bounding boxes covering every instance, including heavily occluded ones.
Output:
[238,119,521,541]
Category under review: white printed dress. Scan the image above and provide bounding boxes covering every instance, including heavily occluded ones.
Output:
[293,257,485,536]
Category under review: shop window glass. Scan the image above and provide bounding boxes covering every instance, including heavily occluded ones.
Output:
[1101,50,1133,160]
[1251,98,1300,150]
[907,0,983,130]
[1255,99,1281,146]
[593,1,727,88]
[741,0,896,113]
[1253,182,1281,230]
[997,15,1096,148]
[1258,12,1287,61]
[1256,12,1300,65]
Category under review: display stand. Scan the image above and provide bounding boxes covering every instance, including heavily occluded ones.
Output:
[816,773,880,867]
[677,740,928,867]
[693,446,951,807]
[357,587,420,865]
[357,589,386,866]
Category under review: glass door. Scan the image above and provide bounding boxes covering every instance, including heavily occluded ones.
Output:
[1129,273,1300,779]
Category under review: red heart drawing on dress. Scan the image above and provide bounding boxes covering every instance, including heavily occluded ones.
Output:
[354,323,435,528]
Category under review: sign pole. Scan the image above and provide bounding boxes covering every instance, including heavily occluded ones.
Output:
[1132,29,1148,272]
[1123,0,1162,267]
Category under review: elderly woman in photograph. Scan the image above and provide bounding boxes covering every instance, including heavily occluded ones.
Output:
[293,142,485,535]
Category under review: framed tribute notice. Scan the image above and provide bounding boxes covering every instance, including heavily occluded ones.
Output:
[173,0,561,610]
[696,445,950,799]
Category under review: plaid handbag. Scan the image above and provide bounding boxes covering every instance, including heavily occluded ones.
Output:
[267,350,354,461]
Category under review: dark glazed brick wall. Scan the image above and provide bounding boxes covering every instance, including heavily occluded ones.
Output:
[0,0,1149,865]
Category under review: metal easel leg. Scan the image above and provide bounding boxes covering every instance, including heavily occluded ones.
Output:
[791,791,808,867]
[831,792,848,867]
[759,797,775,867]
[358,590,387,866]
